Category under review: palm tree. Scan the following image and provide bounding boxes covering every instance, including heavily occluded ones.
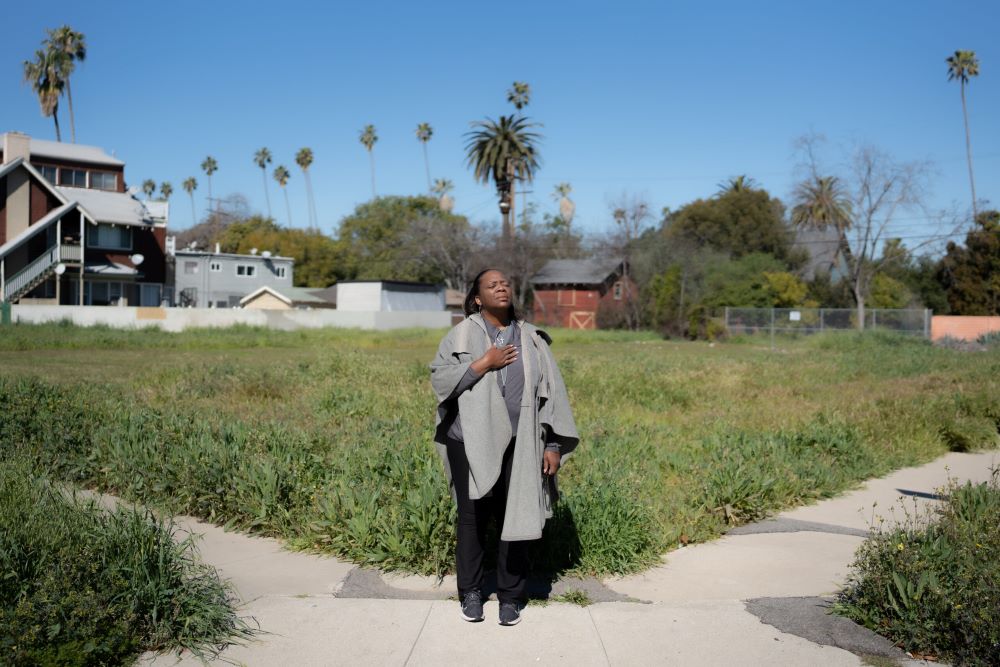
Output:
[947,50,981,222]
[159,181,173,201]
[253,147,273,218]
[507,81,531,110]
[45,26,86,143]
[141,179,156,199]
[23,49,65,141]
[182,177,198,225]
[432,178,455,213]
[200,156,218,211]
[295,147,317,230]
[415,123,434,191]
[273,165,292,226]
[464,115,542,238]
[359,124,378,197]
[716,174,758,195]
[552,182,575,226]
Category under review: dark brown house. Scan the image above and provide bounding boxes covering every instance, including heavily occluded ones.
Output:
[0,132,169,306]
[531,258,634,329]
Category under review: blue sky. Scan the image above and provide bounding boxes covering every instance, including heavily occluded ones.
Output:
[3,1,998,251]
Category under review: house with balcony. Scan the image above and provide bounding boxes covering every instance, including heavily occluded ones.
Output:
[0,132,169,307]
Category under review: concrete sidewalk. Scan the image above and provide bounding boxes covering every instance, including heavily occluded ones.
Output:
[140,450,998,666]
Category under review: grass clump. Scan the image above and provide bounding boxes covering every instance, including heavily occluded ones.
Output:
[0,458,252,666]
[836,471,1000,665]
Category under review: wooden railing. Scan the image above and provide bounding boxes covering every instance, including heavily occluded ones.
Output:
[3,245,60,302]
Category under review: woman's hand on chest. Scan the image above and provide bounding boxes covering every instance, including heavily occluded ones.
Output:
[471,344,518,375]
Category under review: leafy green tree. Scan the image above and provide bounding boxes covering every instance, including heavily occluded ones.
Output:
[296,148,317,230]
[336,195,471,283]
[664,187,792,259]
[507,81,531,110]
[159,181,173,201]
[415,123,433,191]
[464,115,541,238]
[44,26,85,143]
[868,273,911,309]
[23,49,65,141]
[701,252,790,308]
[946,50,981,221]
[201,156,218,211]
[182,177,198,225]
[141,179,156,199]
[216,216,342,287]
[359,124,378,197]
[939,210,1000,315]
[273,165,292,226]
[253,147,273,218]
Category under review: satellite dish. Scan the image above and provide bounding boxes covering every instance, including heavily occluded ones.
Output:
[131,253,145,266]
[261,250,272,259]
[250,248,258,255]
[54,263,66,275]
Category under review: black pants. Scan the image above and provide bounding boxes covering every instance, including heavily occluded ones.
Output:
[446,437,528,604]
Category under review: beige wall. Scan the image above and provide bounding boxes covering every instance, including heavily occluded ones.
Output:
[931,316,1000,342]
[243,292,291,310]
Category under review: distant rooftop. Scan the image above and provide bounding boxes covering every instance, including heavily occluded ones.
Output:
[1,132,124,167]
[531,258,625,285]
[173,248,294,262]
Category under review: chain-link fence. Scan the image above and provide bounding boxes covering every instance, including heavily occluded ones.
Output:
[724,307,932,339]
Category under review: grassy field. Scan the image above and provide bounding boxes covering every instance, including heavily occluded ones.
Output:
[1,322,998,577]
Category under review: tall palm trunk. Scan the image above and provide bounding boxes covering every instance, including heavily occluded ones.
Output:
[304,171,318,230]
[207,177,213,213]
[189,193,196,226]
[66,77,76,143]
[283,188,293,227]
[52,102,62,142]
[369,152,376,198]
[422,143,431,191]
[960,81,978,222]
[261,169,272,218]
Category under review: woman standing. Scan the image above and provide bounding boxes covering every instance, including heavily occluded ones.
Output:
[430,269,578,626]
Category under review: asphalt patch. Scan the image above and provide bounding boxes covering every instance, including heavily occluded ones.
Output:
[729,518,869,538]
[334,567,637,603]
[746,596,909,662]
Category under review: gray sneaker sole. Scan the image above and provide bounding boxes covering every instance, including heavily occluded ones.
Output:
[460,610,484,622]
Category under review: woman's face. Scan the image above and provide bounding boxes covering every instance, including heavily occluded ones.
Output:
[475,270,512,312]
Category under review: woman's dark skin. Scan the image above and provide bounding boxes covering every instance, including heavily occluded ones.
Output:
[470,270,560,475]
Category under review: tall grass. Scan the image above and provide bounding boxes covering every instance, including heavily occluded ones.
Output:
[1,324,998,578]
[0,457,252,666]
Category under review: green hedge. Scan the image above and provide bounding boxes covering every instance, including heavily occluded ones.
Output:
[837,473,1000,665]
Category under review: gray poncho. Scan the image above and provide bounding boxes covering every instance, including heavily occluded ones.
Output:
[430,314,579,541]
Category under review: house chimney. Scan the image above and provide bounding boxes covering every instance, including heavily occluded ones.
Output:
[3,133,32,240]
[2,132,31,164]
[215,242,221,254]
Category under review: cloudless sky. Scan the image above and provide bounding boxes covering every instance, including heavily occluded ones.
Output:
[3,0,998,252]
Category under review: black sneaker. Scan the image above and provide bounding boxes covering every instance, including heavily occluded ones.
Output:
[498,601,521,626]
[460,591,484,622]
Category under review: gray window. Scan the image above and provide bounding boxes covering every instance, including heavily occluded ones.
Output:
[38,165,57,183]
[184,261,199,275]
[59,168,87,187]
[275,266,287,278]
[90,172,117,191]
[236,264,256,277]
[86,224,132,250]
[210,261,222,272]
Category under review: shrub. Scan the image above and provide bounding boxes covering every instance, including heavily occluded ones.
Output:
[0,458,251,666]
[836,471,1000,665]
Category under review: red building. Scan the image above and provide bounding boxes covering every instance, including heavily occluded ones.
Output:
[1,132,169,307]
[531,258,634,329]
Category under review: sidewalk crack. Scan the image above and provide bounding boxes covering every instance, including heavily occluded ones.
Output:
[587,607,612,666]
[403,602,434,666]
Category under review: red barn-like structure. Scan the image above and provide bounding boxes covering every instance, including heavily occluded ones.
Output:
[531,258,633,329]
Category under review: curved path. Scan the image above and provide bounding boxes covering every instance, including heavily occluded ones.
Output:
[140,450,998,666]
